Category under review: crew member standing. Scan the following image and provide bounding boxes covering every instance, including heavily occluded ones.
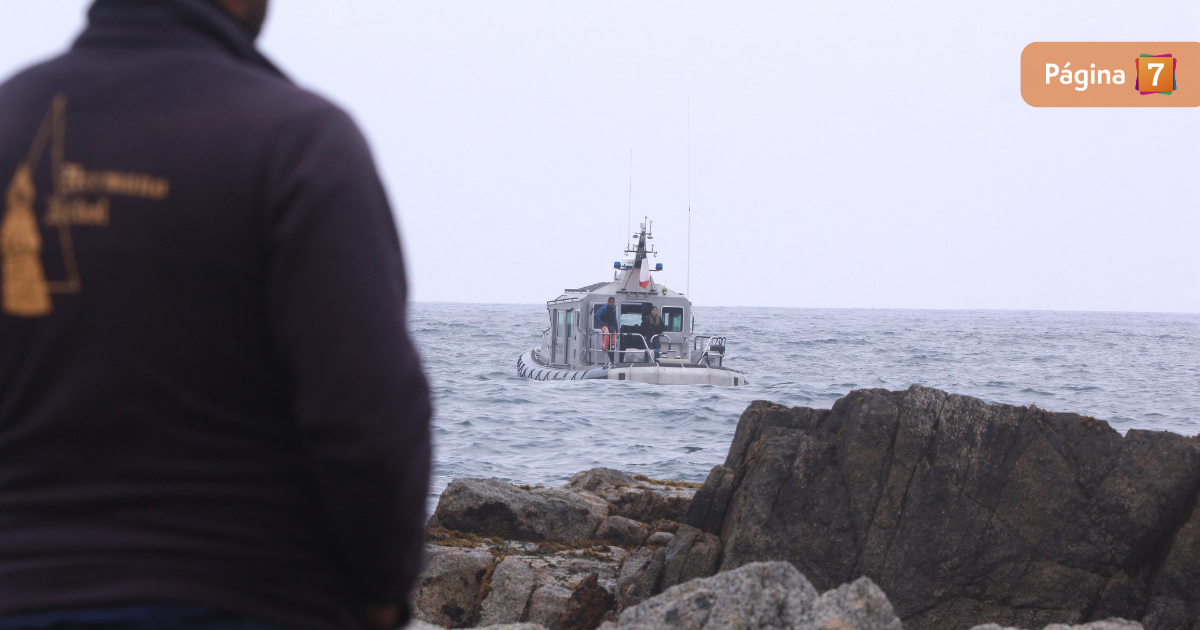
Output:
[0,1,431,630]
[593,296,618,362]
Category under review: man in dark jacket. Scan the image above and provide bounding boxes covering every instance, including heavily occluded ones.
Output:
[0,2,431,630]
[593,297,618,362]
[593,296,617,331]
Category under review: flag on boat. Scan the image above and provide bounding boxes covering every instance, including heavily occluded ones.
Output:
[639,260,651,288]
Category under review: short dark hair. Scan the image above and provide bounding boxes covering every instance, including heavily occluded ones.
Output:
[607,297,615,302]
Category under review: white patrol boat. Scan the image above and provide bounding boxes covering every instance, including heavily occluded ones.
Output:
[517,219,746,386]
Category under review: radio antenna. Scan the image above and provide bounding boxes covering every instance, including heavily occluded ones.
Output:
[627,150,633,250]
[686,97,691,299]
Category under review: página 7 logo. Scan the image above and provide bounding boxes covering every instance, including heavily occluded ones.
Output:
[1045,63,1126,90]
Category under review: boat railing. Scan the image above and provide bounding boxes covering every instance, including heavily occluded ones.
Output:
[692,335,727,352]
[620,332,657,364]
[586,330,656,366]
[585,330,618,366]
[691,335,727,367]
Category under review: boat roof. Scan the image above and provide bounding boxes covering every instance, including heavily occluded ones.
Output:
[549,218,687,307]
[550,273,686,306]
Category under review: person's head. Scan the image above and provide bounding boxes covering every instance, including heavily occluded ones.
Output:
[213,0,270,37]
[650,307,658,317]
[607,297,615,307]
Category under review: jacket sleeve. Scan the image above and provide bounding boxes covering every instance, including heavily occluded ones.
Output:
[262,101,432,611]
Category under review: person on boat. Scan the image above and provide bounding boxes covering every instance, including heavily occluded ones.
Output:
[0,1,431,630]
[594,297,618,361]
[643,306,665,359]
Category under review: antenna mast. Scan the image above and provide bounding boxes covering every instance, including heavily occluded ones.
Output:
[627,150,633,251]
[686,97,691,299]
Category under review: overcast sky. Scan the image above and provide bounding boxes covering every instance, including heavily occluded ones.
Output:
[3,1,1199,312]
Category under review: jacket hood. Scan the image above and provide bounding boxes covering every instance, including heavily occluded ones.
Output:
[81,0,285,79]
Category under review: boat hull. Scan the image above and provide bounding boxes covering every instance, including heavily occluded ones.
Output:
[517,349,746,387]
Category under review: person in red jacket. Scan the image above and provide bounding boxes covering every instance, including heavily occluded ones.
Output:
[0,1,432,630]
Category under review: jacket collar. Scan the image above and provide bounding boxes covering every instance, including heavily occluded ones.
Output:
[77,0,286,79]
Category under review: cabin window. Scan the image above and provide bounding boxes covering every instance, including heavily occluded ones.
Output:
[565,309,574,339]
[662,307,684,332]
[619,302,646,327]
[557,310,565,337]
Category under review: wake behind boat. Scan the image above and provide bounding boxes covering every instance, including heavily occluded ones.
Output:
[517,219,745,386]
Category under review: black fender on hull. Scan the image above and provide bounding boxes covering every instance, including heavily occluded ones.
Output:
[517,349,607,381]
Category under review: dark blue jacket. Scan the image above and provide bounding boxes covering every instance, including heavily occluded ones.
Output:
[0,2,431,629]
[593,303,617,330]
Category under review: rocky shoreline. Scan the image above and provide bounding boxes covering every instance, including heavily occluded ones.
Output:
[406,386,1200,630]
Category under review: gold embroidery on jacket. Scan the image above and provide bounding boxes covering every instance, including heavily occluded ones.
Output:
[1,165,51,316]
[1,94,170,317]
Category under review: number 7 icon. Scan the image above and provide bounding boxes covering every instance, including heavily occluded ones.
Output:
[1137,54,1176,95]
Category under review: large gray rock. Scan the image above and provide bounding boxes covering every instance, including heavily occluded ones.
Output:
[553,573,618,630]
[969,620,1143,630]
[684,387,1200,630]
[410,546,497,627]
[605,561,818,630]
[602,561,901,630]
[660,524,722,591]
[811,577,904,630]
[607,524,724,611]
[430,478,605,543]
[615,546,667,609]
[480,556,542,626]
[478,550,625,628]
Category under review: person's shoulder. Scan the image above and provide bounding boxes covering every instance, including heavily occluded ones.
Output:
[219,60,360,140]
[0,51,73,103]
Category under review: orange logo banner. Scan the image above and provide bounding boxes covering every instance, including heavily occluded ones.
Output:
[1021,42,1200,107]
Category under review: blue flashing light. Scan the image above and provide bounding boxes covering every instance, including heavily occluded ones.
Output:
[655,263,663,271]
[613,261,621,269]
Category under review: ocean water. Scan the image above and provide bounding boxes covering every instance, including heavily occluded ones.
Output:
[411,303,1200,502]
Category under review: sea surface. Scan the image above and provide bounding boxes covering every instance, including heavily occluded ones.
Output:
[410,303,1200,503]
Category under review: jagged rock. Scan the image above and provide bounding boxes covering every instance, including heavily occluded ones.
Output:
[526,582,575,626]
[596,516,649,547]
[603,561,818,629]
[969,619,1144,630]
[430,479,604,543]
[684,386,1200,630]
[480,556,541,626]
[659,524,722,591]
[552,573,618,630]
[1142,485,1200,630]
[615,546,666,609]
[645,532,674,546]
[477,549,625,628]
[410,546,497,627]
[603,560,902,630]
[567,468,696,523]
[811,577,903,630]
